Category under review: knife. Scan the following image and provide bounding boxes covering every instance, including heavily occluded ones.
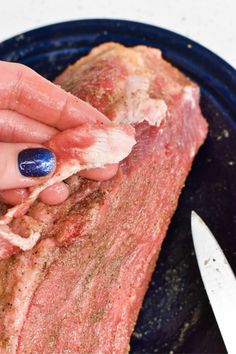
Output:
[191,211,236,354]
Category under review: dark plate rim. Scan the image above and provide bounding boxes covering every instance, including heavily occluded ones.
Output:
[1,19,235,118]
[0,18,235,73]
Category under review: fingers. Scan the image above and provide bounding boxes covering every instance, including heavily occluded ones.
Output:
[39,182,70,205]
[0,61,109,130]
[0,110,57,143]
[0,62,118,208]
[0,188,29,205]
[0,143,56,190]
[0,182,69,206]
[0,163,118,206]
[79,163,119,180]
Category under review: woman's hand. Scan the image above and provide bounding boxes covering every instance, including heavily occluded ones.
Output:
[0,61,118,206]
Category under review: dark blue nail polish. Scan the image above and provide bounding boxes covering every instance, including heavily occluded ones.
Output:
[18,148,55,177]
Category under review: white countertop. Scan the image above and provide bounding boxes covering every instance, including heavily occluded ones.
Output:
[0,0,235,68]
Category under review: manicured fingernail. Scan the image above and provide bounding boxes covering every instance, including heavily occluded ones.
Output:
[18,148,55,177]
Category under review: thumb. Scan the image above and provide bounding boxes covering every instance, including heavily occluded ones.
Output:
[0,143,56,190]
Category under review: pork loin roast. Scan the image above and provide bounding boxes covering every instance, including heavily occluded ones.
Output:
[0,43,208,353]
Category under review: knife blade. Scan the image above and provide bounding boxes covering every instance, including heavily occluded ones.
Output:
[191,211,236,354]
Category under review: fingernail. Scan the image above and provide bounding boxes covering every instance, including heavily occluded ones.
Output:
[18,148,55,177]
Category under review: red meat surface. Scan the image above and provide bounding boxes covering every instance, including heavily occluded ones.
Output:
[0,43,208,354]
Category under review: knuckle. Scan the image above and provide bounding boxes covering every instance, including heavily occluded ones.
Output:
[0,110,19,142]
[0,157,10,190]
[57,95,69,129]
[11,63,31,108]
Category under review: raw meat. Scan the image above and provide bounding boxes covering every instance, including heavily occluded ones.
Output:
[0,123,135,258]
[0,43,208,354]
